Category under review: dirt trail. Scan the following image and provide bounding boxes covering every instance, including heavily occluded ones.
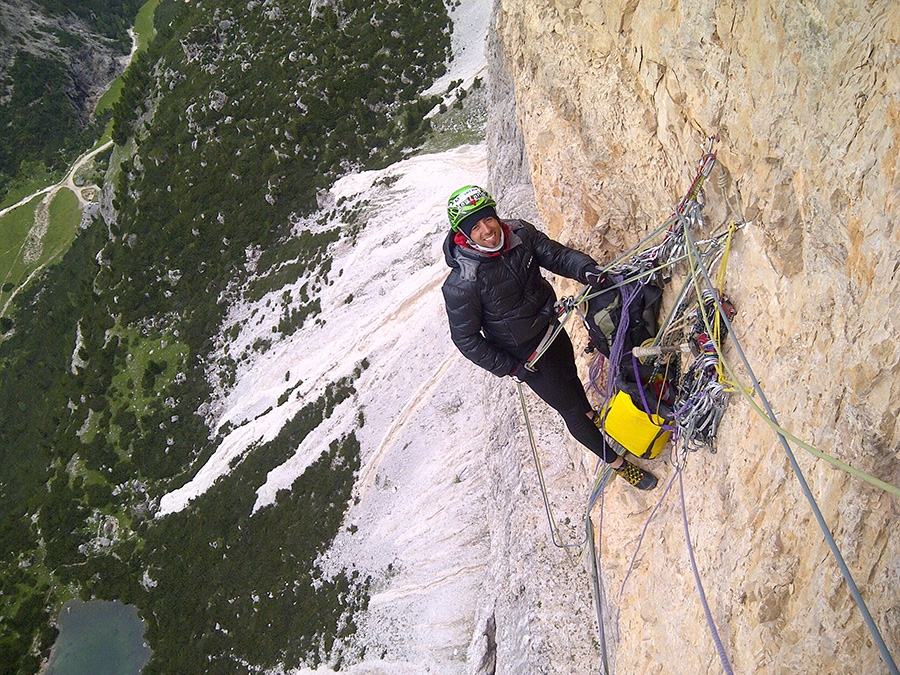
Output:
[0,140,114,319]
[0,140,113,220]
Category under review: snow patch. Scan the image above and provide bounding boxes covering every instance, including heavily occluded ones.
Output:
[158,144,488,518]
[425,0,492,98]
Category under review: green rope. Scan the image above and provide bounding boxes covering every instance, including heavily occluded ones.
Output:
[683,225,900,674]
[733,379,900,498]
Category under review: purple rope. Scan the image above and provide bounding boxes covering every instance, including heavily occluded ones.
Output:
[630,353,679,433]
[605,278,642,401]
[631,353,654,414]
[586,352,607,398]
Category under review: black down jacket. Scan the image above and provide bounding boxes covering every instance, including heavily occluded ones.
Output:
[442,219,596,377]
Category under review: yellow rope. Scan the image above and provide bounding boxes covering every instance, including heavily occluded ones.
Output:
[711,221,740,388]
[730,378,900,498]
[683,228,900,499]
[684,224,746,395]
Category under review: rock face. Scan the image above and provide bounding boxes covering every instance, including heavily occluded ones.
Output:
[485,1,900,673]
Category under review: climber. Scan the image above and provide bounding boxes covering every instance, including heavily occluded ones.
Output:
[441,185,658,490]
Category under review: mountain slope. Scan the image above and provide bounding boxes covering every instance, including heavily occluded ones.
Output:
[0,0,138,197]
[0,0,481,671]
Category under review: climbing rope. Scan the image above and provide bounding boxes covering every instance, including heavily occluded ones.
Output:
[516,381,590,553]
[668,234,739,459]
[678,467,735,675]
[586,470,613,675]
[615,469,678,605]
[682,224,900,675]
[593,171,898,673]
[520,136,899,675]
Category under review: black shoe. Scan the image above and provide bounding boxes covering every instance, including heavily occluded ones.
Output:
[614,459,658,490]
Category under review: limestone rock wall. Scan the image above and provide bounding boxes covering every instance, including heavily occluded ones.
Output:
[486,2,900,673]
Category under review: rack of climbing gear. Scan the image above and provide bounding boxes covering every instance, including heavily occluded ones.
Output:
[520,137,738,550]
[516,137,742,673]
[526,135,743,460]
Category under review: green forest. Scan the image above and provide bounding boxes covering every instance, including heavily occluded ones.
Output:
[0,0,141,199]
[0,0,453,672]
[34,0,144,44]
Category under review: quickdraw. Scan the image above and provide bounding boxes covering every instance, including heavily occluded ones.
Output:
[570,136,744,458]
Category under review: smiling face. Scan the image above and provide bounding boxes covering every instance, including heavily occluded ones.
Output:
[468,215,502,248]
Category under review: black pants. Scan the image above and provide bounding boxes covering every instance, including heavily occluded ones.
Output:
[514,329,618,464]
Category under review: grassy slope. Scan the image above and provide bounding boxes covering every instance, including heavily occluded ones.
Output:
[0,197,41,293]
[44,190,81,263]
[0,0,160,324]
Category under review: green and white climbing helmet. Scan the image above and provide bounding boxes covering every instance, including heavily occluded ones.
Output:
[447,185,498,235]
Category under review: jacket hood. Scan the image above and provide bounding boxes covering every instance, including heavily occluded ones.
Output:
[442,228,462,269]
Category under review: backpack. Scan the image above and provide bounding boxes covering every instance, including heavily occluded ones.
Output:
[583,273,663,361]
[583,272,674,458]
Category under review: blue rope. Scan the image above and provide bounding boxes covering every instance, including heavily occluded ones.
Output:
[683,225,900,675]
[678,468,735,675]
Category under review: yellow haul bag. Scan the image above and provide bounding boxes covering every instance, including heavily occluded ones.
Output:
[600,390,671,459]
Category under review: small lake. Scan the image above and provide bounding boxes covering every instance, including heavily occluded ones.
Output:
[44,599,151,675]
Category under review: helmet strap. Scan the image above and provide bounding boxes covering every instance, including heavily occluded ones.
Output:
[467,229,506,253]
